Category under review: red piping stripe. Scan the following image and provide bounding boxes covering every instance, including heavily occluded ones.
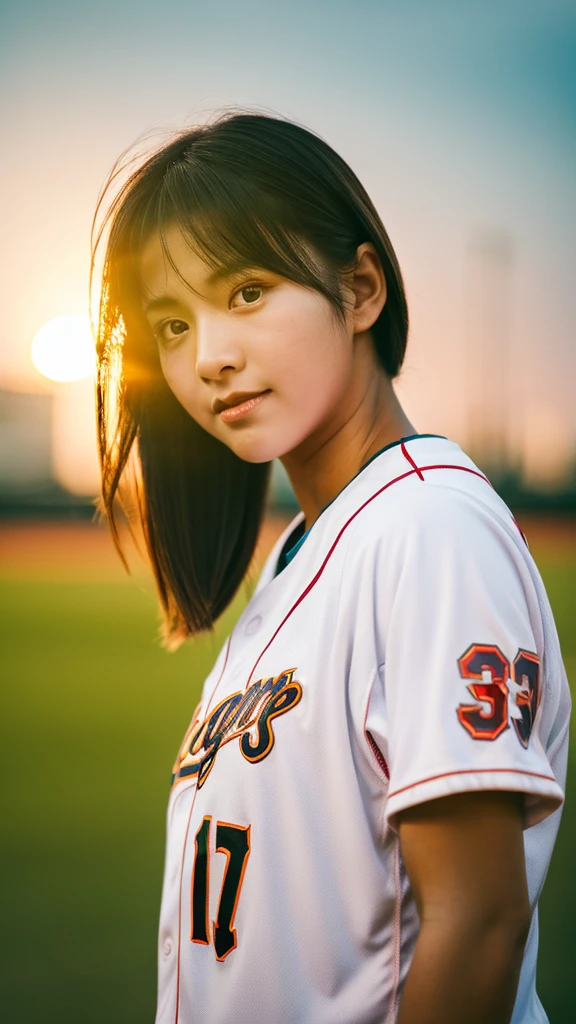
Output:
[420,463,492,486]
[388,766,558,800]
[245,467,412,685]
[174,635,231,1023]
[510,513,529,547]
[245,462,491,686]
[401,441,425,480]
[174,790,198,1024]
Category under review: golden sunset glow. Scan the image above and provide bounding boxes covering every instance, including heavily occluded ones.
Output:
[31,315,96,383]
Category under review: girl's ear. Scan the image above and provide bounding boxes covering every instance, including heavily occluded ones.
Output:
[349,242,387,334]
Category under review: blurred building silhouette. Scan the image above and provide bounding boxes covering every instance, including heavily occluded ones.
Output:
[466,229,516,479]
[0,389,54,492]
[0,388,92,518]
[463,230,575,507]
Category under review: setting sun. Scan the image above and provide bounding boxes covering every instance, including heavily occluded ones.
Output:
[31,315,96,382]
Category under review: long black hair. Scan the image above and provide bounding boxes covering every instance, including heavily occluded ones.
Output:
[92,111,409,647]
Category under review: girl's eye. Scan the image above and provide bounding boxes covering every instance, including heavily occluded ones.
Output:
[232,285,264,307]
[157,319,189,344]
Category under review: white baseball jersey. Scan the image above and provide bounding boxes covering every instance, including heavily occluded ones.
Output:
[156,434,570,1024]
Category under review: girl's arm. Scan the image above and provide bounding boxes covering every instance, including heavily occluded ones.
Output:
[397,790,531,1024]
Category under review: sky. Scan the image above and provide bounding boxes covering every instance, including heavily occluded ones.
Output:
[0,0,574,490]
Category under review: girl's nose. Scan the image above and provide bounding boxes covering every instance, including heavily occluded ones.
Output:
[195,322,246,381]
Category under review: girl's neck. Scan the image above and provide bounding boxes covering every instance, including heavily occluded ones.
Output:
[280,346,415,530]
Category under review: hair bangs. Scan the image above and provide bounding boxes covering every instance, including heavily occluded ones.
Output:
[130,157,345,318]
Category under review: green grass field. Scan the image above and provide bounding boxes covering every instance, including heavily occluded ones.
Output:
[1,525,574,1023]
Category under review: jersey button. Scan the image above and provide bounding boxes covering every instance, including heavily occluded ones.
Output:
[245,615,262,636]
[163,937,173,957]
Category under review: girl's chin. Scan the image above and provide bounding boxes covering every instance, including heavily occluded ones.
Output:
[223,434,297,465]
[229,444,285,465]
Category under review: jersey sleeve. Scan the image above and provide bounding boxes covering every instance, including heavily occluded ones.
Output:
[362,485,566,830]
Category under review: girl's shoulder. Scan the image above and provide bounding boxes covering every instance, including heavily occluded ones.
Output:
[343,436,528,571]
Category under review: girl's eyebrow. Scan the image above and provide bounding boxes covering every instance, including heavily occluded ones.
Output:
[208,262,260,283]
[143,265,262,314]
[143,295,183,315]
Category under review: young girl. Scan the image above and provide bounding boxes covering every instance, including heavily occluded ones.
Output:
[93,112,570,1024]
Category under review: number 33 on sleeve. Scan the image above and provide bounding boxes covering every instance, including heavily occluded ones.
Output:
[457,644,539,747]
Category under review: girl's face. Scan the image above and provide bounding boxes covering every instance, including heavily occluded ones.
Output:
[138,227,357,464]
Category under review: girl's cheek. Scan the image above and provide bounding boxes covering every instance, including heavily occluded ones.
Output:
[161,355,195,404]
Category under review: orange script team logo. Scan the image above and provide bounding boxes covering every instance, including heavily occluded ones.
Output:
[172,669,303,788]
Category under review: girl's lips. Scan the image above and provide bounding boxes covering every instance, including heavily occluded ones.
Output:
[218,390,271,423]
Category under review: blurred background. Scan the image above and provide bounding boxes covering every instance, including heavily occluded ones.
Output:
[1,0,574,1020]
